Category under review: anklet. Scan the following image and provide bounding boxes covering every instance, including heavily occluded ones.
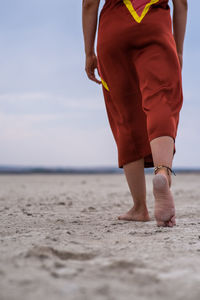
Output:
[154,165,176,176]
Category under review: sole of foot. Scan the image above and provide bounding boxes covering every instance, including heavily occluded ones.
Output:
[153,173,176,227]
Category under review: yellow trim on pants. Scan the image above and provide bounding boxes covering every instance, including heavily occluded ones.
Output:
[101,78,109,91]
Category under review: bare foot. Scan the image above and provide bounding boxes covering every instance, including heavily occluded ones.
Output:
[153,174,176,227]
[118,206,150,222]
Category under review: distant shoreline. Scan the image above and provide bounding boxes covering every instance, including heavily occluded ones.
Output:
[0,165,200,174]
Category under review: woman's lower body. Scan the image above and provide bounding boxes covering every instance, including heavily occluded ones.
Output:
[96,0,183,226]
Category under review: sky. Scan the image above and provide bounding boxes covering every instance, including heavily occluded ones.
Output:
[0,0,199,168]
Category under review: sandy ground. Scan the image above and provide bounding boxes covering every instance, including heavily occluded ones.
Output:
[0,173,200,300]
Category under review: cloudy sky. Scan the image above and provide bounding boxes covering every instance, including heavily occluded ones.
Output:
[0,0,199,168]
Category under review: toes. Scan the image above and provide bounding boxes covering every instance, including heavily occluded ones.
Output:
[118,215,133,221]
[157,221,171,227]
[166,220,173,227]
[118,215,128,220]
[118,212,150,222]
[171,215,176,226]
[157,217,176,227]
[157,221,166,227]
[166,216,176,227]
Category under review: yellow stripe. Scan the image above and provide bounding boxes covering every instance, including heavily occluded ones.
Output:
[101,78,109,91]
[123,0,159,23]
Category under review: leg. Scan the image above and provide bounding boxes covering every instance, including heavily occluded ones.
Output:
[150,136,174,187]
[133,40,182,228]
[150,136,176,227]
[118,158,150,221]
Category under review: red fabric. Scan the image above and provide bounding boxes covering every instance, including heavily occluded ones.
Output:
[97,0,183,168]
[104,0,169,13]
[130,0,160,17]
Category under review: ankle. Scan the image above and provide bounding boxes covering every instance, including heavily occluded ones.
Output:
[134,203,148,213]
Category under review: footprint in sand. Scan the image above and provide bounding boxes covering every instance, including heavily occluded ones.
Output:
[106,259,144,268]
[25,245,97,261]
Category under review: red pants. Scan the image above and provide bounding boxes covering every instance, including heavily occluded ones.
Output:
[97,0,183,168]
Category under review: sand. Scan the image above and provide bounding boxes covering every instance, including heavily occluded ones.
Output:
[0,173,200,300]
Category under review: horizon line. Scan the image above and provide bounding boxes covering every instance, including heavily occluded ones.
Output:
[0,164,199,174]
